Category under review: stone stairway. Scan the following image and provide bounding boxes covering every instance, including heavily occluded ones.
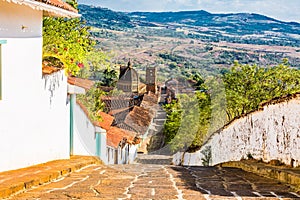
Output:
[138,103,167,153]
[135,154,173,165]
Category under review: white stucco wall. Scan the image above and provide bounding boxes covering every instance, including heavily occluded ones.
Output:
[73,103,108,163]
[174,96,300,167]
[73,103,97,156]
[105,143,137,165]
[116,144,137,164]
[128,145,137,164]
[0,59,70,172]
[107,146,116,165]
[117,144,134,164]
[0,3,71,172]
[0,1,42,38]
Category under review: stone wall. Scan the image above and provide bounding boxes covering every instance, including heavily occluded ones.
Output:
[173,94,300,167]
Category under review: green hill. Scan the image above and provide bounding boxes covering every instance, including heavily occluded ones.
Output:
[79,4,300,47]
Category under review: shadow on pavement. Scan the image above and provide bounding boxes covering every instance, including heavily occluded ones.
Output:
[169,165,300,199]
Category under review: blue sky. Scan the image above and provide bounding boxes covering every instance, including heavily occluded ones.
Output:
[78,0,300,23]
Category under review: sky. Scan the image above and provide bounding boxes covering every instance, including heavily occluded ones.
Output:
[78,0,300,23]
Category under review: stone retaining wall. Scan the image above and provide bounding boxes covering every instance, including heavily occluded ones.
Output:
[173,94,300,167]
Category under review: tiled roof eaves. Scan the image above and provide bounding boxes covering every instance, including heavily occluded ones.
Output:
[68,77,94,90]
[38,0,77,13]
[97,112,114,130]
[106,126,136,148]
[4,0,80,18]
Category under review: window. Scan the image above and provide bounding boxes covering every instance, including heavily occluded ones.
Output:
[0,40,6,100]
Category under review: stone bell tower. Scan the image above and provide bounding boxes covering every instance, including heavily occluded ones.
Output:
[146,66,157,94]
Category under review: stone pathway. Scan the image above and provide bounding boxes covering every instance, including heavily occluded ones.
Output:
[8,161,300,200]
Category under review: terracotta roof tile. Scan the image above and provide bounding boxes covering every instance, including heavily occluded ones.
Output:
[109,107,131,116]
[116,122,138,133]
[37,0,78,13]
[106,139,115,149]
[68,77,94,90]
[4,0,79,17]
[124,106,153,135]
[97,112,114,130]
[42,66,62,75]
[129,106,153,127]
[76,101,138,149]
[106,126,136,148]
[141,92,159,106]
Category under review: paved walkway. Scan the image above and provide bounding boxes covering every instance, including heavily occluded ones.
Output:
[0,156,101,199]
[220,159,300,192]
[1,156,300,199]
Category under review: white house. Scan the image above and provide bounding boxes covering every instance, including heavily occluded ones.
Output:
[67,76,107,163]
[0,0,79,172]
[67,77,139,165]
[98,112,139,164]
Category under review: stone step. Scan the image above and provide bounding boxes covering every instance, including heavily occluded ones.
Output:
[153,119,165,125]
[156,112,166,118]
[135,154,173,165]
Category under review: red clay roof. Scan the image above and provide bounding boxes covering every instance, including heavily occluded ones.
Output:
[77,100,138,149]
[37,0,78,13]
[68,77,94,90]
[106,126,136,148]
[76,101,136,149]
[123,106,153,135]
[97,112,114,130]
[95,111,137,148]
[42,66,62,75]
[108,107,131,116]
[127,106,152,127]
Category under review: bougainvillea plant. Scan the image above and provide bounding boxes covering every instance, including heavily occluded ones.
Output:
[43,17,95,75]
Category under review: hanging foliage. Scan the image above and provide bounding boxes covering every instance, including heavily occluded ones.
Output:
[43,17,95,75]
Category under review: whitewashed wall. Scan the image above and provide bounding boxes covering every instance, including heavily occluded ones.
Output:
[117,146,125,164]
[128,145,137,164]
[174,97,300,167]
[105,144,137,165]
[73,102,96,156]
[0,2,70,172]
[0,67,70,172]
[117,144,138,164]
[0,1,42,38]
[73,103,108,163]
[118,144,132,164]
[107,146,116,165]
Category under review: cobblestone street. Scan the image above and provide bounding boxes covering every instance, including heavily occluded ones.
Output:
[8,161,300,200]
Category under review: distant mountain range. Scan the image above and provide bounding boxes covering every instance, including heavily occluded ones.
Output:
[79,4,300,47]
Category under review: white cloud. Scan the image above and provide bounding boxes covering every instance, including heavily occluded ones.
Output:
[78,0,300,22]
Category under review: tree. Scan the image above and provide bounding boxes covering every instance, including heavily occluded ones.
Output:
[163,92,212,152]
[163,59,300,152]
[101,66,118,87]
[77,85,105,122]
[77,49,112,79]
[43,17,95,75]
[66,0,78,9]
[223,60,300,121]
[163,100,182,145]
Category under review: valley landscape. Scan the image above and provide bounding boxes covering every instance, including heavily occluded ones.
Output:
[2,2,300,199]
[79,4,300,81]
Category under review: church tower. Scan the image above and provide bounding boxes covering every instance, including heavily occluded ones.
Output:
[146,66,157,94]
[117,59,139,93]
